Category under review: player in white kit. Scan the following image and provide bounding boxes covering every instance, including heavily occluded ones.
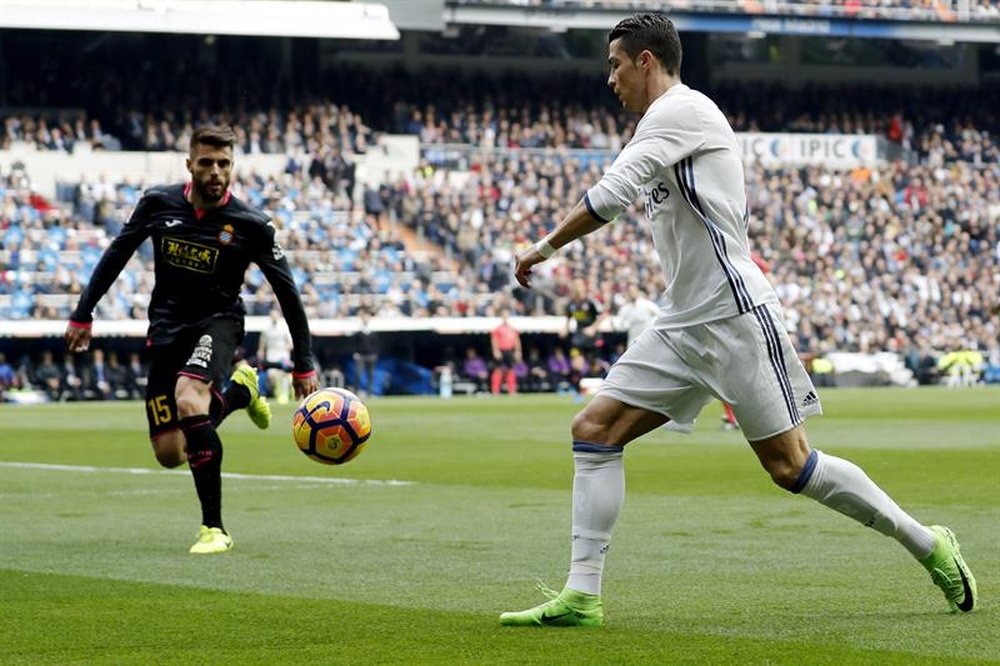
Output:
[258,310,294,403]
[500,12,976,626]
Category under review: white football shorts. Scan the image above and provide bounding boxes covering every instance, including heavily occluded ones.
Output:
[597,302,822,441]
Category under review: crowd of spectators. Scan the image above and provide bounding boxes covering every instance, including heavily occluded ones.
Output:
[453,0,1000,22]
[454,341,618,396]
[382,151,999,365]
[0,163,461,322]
[0,348,148,403]
[7,78,997,176]
[2,102,374,158]
[2,72,998,396]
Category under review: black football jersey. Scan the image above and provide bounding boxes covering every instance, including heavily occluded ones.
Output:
[72,183,314,373]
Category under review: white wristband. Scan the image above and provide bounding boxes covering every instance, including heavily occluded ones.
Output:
[535,237,556,259]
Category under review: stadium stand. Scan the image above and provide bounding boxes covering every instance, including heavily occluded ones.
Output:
[2,16,998,397]
[4,120,996,393]
[451,0,1000,22]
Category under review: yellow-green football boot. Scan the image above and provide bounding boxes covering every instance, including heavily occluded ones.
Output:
[500,583,603,627]
[921,525,976,613]
[230,364,271,430]
[189,525,234,554]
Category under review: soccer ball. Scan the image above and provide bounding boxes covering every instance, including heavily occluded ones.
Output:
[292,387,372,465]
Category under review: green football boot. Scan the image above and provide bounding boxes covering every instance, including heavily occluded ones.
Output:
[500,583,603,627]
[230,364,271,430]
[921,525,976,613]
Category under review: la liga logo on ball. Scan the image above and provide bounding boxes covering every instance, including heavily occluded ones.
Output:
[292,387,372,465]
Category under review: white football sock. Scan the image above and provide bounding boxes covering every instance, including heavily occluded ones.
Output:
[566,444,625,596]
[797,450,935,560]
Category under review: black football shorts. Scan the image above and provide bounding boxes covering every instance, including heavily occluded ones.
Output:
[144,316,244,439]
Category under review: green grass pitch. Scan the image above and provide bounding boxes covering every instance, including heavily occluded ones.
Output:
[1,388,998,664]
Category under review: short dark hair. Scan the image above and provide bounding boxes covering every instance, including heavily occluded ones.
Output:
[189,124,237,152]
[609,13,682,77]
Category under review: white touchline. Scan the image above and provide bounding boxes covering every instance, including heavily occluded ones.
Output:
[0,461,414,487]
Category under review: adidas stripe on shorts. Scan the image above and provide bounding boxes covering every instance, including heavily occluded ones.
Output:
[597,302,822,442]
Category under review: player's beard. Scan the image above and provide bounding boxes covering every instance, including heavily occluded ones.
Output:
[194,177,226,204]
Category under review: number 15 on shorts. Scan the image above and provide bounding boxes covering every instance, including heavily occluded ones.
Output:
[147,395,173,426]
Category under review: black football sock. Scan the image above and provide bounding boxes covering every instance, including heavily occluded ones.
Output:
[180,414,224,530]
[210,384,251,426]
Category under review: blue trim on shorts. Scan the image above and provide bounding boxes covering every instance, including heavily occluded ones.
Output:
[751,304,800,426]
[791,449,819,494]
[572,440,623,454]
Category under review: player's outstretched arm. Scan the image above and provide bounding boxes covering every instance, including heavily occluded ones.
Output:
[66,194,153,350]
[514,198,608,288]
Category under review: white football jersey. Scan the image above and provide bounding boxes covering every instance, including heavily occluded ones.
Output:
[260,319,293,363]
[585,83,777,329]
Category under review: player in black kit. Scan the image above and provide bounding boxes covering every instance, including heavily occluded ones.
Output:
[65,125,321,554]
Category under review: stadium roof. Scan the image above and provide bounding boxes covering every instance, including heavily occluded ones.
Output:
[0,0,401,40]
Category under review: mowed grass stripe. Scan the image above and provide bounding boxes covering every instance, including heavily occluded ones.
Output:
[1,570,992,666]
[0,464,995,661]
[0,461,414,486]
[1,390,998,663]
[1,389,998,495]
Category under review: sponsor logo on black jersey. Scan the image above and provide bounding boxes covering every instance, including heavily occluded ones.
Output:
[161,237,219,274]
